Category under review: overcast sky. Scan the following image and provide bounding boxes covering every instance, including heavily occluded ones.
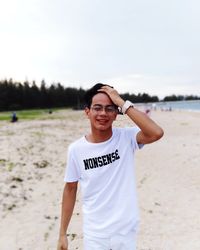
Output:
[0,0,200,98]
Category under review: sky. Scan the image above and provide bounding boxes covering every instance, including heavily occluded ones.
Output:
[0,0,200,98]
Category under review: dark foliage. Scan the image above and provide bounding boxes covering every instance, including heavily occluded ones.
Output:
[163,95,200,102]
[0,79,199,111]
[0,79,86,111]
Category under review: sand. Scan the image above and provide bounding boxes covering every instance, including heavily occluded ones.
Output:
[0,109,199,250]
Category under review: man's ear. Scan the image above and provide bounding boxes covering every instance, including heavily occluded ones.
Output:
[84,107,90,117]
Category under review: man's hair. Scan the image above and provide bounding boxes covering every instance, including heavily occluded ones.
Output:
[84,83,113,108]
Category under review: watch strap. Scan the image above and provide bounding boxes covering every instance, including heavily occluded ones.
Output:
[121,100,134,114]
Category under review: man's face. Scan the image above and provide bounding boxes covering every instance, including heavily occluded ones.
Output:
[85,93,118,132]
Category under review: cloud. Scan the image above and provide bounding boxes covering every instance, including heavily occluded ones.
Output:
[104,73,200,98]
[0,0,200,98]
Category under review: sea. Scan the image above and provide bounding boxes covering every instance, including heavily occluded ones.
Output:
[137,100,200,112]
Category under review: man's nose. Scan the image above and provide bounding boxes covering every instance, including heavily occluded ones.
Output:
[99,108,107,114]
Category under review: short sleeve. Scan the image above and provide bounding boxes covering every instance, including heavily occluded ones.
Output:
[124,126,144,150]
[64,146,81,182]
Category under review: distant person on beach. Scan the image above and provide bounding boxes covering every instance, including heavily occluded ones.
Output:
[145,107,151,116]
[11,112,18,122]
[57,83,164,250]
[152,103,157,111]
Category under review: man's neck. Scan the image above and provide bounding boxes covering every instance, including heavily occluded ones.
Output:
[86,129,113,143]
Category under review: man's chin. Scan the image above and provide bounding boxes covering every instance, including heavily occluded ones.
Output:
[96,124,111,131]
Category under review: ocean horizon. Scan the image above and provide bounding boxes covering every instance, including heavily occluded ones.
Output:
[136,100,200,112]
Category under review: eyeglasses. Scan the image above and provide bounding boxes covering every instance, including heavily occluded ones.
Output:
[91,105,118,113]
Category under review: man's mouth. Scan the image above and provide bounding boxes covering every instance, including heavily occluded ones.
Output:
[97,119,108,124]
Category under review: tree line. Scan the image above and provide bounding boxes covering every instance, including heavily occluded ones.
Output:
[0,79,199,111]
[163,94,200,102]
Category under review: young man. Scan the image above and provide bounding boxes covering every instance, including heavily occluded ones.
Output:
[57,84,164,250]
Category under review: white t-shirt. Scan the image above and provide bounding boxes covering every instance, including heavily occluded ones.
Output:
[64,127,142,238]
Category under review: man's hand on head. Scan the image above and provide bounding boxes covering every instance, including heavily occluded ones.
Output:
[98,85,125,108]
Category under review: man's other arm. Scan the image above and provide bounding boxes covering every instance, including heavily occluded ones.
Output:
[57,181,78,250]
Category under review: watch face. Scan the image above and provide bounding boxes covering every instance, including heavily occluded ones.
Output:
[117,107,123,115]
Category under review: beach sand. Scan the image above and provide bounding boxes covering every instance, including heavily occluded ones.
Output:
[0,109,199,250]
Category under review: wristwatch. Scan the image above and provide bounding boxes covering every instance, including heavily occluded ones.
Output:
[121,100,134,114]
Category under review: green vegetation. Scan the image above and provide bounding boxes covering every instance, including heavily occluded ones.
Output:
[7,162,15,172]
[0,79,85,111]
[163,94,200,101]
[0,109,54,121]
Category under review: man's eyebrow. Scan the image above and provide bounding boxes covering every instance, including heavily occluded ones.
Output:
[93,104,115,106]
